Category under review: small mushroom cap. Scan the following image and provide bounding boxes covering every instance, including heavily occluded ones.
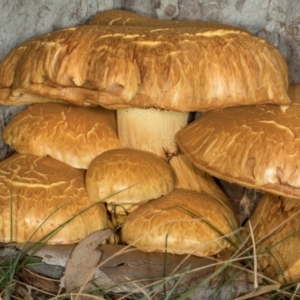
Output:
[2,103,121,169]
[86,149,176,209]
[0,153,107,244]
[0,11,289,110]
[176,104,300,198]
[121,189,238,257]
[244,193,300,284]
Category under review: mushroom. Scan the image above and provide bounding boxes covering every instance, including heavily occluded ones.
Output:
[243,193,300,284]
[176,103,300,199]
[0,10,290,160]
[2,103,121,169]
[85,148,176,226]
[169,152,230,206]
[0,153,107,244]
[121,189,239,257]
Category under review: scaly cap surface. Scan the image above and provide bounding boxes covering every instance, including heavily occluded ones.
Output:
[0,153,107,244]
[2,103,121,169]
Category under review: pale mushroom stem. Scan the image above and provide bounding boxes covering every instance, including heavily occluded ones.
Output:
[117,108,190,161]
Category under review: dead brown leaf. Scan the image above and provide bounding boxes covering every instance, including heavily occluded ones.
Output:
[61,228,113,297]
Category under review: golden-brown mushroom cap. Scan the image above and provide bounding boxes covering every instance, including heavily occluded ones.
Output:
[244,193,300,284]
[121,189,238,257]
[176,103,300,199]
[0,153,107,244]
[86,149,176,216]
[0,11,289,110]
[2,103,121,169]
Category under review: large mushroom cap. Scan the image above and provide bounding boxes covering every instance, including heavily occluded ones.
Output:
[176,103,300,199]
[0,153,107,244]
[244,193,300,284]
[2,103,121,169]
[86,148,176,218]
[121,189,238,257]
[0,10,289,110]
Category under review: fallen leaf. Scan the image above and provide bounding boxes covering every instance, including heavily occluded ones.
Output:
[61,228,113,296]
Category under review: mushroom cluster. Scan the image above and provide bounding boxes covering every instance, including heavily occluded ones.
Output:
[0,9,296,281]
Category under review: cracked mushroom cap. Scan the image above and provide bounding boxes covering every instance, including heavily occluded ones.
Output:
[86,149,176,223]
[176,103,300,199]
[244,193,300,284]
[2,103,121,169]
[0,10,289,110]
[121,189,238,257]
[0,153,107,244]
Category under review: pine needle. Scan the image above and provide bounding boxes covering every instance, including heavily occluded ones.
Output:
[248,220,258,289]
